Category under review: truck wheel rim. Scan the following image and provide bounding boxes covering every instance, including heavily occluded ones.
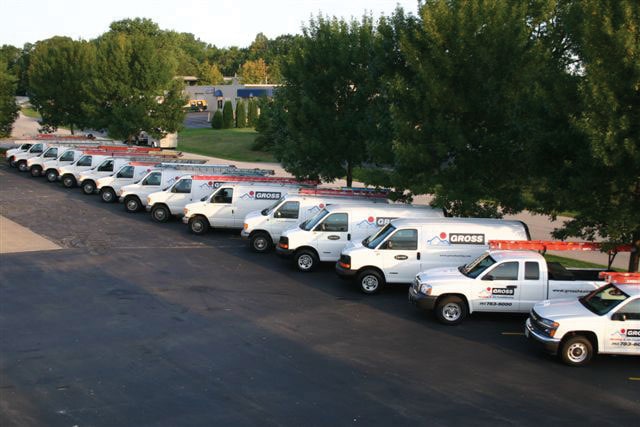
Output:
[64,177,73,187]
[253,237,267,250]
[31,167,41,176]
[567,343,588,363]
[298,254,313,270]
[442,303,461,321]
[47,172,57,182]
[192,220,204,233]
[84,184,94,193]
[126,200,139,211]
[362,275,378,292]
[102,191,113,202]
[18,162,27,171]
[154,209,166,221]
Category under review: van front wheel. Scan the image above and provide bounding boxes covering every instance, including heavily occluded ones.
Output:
[250,232,272,253]
[435,296,468,325]
[151,205,170,222]
[295,249,317,272]
[358,269,384,294]
[188,216,208,235]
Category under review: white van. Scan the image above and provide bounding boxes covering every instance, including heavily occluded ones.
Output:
[276,204,444,272]
[41,146,131,182]
[337,217,530,294]
[182,179,317,234]
[25,145,72,176]
[148,174,310,223]
[9,142,47,170]
[6,142,34,160]
[119,165,271,213]
[241,188,390,252]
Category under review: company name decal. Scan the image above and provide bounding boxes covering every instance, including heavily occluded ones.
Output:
[449,233,485,245]
[355,216,398,229]
[479,286,516,299]
[491,287,515,295]
[240,191,282,200]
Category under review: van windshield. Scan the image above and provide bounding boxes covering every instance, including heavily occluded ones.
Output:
[460,253,496,278]
[302,209,329,231]
[262,199,283,216]
[364,224,396,249]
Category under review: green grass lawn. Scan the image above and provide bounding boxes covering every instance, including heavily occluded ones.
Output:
[178,128,275,162]
[544,254,622,271]
[21,107,41,119]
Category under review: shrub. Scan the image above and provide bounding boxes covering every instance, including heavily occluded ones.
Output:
[236,99,247,128]
[211,110,223,129]
[222,100,234,128]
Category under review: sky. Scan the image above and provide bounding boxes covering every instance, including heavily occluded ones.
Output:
[0,0,421,48]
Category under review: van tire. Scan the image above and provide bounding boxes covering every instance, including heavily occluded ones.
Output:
[46,169,58,182]
[560,335,594,367]
[82,180,96,195]
[124,196,141,212]
[100,187,116,203]
[8,156,16,166]
[62,174,76,188]
[357,269,385,294]
[250,232,272,253]
[151,205,170,223]
[295,249,318,272]
[188,216,208,235]
[17,160,28,172]
[435,296,468,325]
[30,165,42,177]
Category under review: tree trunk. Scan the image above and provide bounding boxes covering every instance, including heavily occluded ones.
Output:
[628,230,640,272]
[346,160,353,188]
[70,123,74,135]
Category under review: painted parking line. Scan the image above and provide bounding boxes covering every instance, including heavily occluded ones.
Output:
[501,332,525,336]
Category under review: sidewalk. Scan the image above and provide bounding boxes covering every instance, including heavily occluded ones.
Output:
[0,215,61,254]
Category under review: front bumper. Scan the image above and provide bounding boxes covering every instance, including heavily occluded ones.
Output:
[525,318,560,354]
[181,216,190,224]
[240,230,250,240]
[334,262,357,279]
[145,205,152,212]
[408,286,438,311]
[275,245,294,258]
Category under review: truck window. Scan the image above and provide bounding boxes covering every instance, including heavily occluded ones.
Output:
[302,209,329,231]
[76,156,92,166]
[461,253,496,278]
[59,151,75,161]
[317,213,348,232]
[485,262,519,281]
[172,178,192,194]
[142,172,161,186]
[97,160,114,172]
[382,229,418,250]
[21,144,33,150]
[44,148,58,158]
[29,143,44,153]
[212,188,233,203]
[580,284,629,315]
[525,262,540,280]
[116,166,134,179]
[364,224,395,249]
[275,201,300,219]
[616,300,640,320]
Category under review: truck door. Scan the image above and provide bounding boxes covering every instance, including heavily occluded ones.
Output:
[518,261,545,311]
[473,261,521,312]
[271,201,300,237]
[315,213,349,261]
[165,178,193,214]
[604,299,640,354]
[380,228,421,284]
[205,187,234,228]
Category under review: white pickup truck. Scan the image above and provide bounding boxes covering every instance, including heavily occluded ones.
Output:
[525,273,640,366]
[408,248,610,325]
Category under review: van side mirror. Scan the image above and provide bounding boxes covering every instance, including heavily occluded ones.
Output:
[611,313,627,321]
[482,274,494,281]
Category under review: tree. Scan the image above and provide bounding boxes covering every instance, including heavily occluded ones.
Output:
[247,98,259,127]
[236,99,247,128]
[531,0,640,271]
[387,1,568,215]
[222,100,234,128]
[271,15,382,186]
[28,37,95,134]
[0,60,19,137]
[211,110,223,129]
[86,23,186,142]
[239,58,268,84]
[198,63,224,85]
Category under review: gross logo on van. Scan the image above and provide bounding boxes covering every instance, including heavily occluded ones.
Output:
[240,191,282,200]
[612,329,640,338]
[375,217,397,226]
[479,286,516,299]
[355,216,396,229]
[199,180,222,189]
[450,233,485,244]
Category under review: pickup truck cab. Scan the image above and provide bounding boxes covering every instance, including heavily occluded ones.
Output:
[241,188,388,253]
[339,218,530,294]
[409,248,608,325]
[278,204,444,272]
[526,273,640,366]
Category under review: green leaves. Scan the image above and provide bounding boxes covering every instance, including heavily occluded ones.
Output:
[0,60,19,137]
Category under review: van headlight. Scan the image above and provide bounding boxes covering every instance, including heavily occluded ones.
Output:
[243,223,248,230]
[146,197,151,205]
[183,208,189,216]
[419,284,432,295]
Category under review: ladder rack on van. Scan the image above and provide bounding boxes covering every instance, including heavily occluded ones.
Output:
[299,187,389,199]
[156,160,209,167]
[489,240,633,270]
[192,175,318,186]
[80,149,179,157]
[598,272,640,284]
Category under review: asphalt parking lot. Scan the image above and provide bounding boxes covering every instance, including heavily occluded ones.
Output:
[0,163,638,426]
